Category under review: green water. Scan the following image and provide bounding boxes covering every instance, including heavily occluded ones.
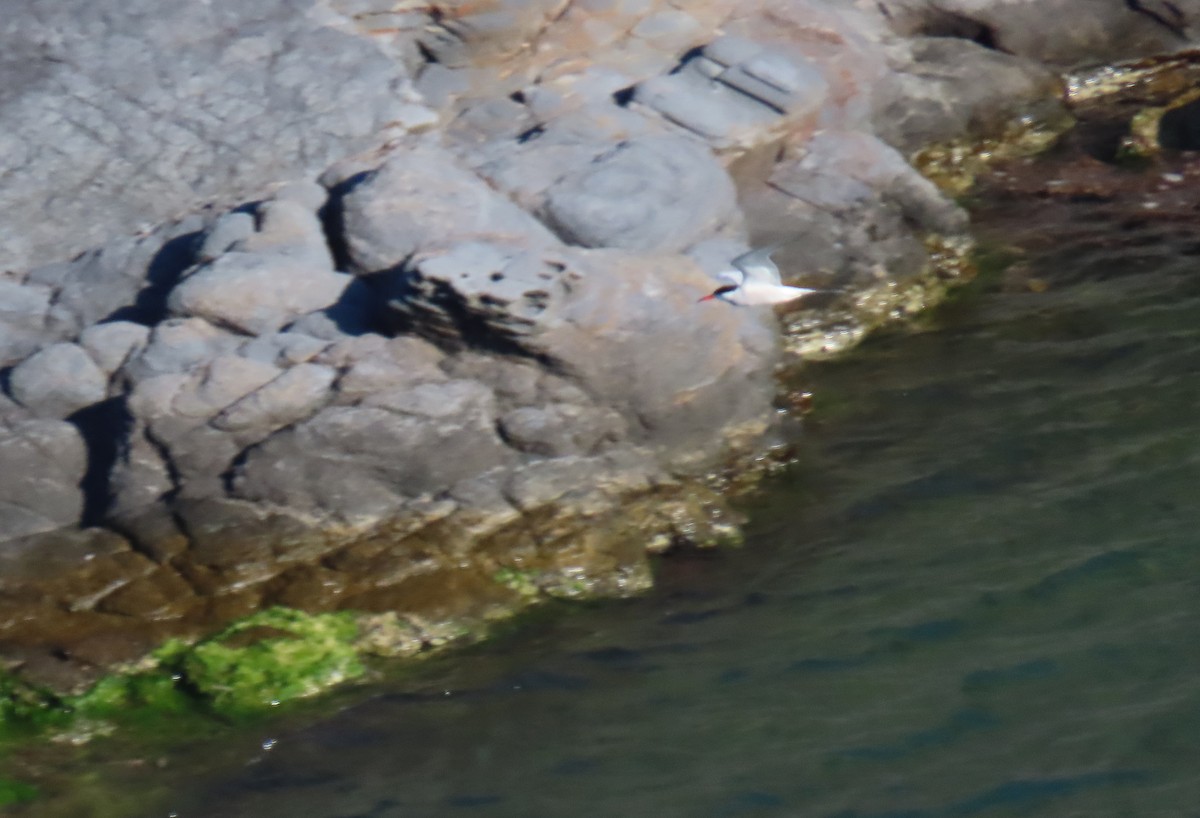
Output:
[14,177,1200,816]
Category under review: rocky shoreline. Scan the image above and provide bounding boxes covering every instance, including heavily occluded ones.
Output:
[1,0,1195,708]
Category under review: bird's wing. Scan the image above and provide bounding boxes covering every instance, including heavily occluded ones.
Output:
[732,243,785,286]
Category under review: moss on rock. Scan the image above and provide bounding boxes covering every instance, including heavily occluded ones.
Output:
[0,777,38,807]
[175,607,365,714]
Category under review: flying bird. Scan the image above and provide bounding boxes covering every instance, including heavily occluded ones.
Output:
[698,244,822,306]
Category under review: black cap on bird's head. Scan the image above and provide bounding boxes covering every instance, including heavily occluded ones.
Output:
[698,283,738,303]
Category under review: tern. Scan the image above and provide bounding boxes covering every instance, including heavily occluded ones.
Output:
[698,244,821,306]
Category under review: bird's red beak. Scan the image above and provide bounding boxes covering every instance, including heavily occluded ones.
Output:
[698,293,716,302]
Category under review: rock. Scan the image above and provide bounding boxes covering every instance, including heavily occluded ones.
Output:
[232,384,513,517]
[535,248,778,459]
[540,135,741,252]
[632,37,828,150]
[7,343,108,418]
[0,418,87,542]
[0,0,412,272]
[442,352,543,406]
[416,0,566,67]
[120,318,241,385]
[873,37,1067,152]
[383,241,578,351]
[0,278,54,367]
[168,253,352,336]
[874,0,1200,66]
[464,104,659,213]
[325,335,445,401]
[271,179,329,211]
[232,200,335,270]
[198,212,257,263]
[338,142,561,275]
[23,216,206,333]
[141,356,283,422]
[213,363,338,436]
[499,403,627,456]
[78,321,151,377]
[238,333,330,367]
[775,130,968,235]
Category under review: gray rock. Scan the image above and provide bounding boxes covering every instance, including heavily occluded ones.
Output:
[78,321,151,377]
[282,276,380,340]
[540,135,740,252]
[168,253,352,336]
[23,216,206,333]
[213,363,338,436]
[139,355,283,423]
[120,318,241,384]
[873,37,1067,152]
[416,0,564,67]
[232,200,335,269]
[197,212,256,263]
[0,278,54,367]
[385,241,578,351]
[7,343,108,418]
[108,427,177,528]
[238,332,330,367]
[0,418,87,542]
[414,63,474,110]
[271,179,329,211]
[338,142,561,275]
[499,403,627,456]
[361,378,493,419]
[535,248,779,459]
[463,103,659,212]
[0,0,411,272]
[874,0,1200,65]
[442,352,542,406]
[631,37,829,149]
[775,130,968,235]
[232,385,513,516]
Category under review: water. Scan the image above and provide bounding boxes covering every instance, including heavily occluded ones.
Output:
[21,160,1200,816]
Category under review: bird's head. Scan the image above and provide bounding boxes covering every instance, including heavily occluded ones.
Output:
[698,283,738,303]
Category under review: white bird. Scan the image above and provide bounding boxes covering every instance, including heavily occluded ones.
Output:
[698,244,821,306]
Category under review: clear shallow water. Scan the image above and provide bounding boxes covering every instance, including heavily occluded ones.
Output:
[25,173,1200,817]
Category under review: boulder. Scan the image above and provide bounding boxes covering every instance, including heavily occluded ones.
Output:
[873,37,1067,152]
[0,0,411,272]
[7,343,108,419]
[0,278,54,367]
[168,253,352,336]
[540,135,741,252]
[0,418,87,542]
[382,241,579,351]
[337,142,561,275]
[119,318,242,385]
[873,0,1200,65]
[212,363,338,437]
[79,321,152,377]
[535,248,778,458]
[632,36,828,150]
[231,378,514,518]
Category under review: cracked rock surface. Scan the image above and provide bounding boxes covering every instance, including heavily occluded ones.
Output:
[2,0,1192,690]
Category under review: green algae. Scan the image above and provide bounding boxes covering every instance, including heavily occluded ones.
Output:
[0,778,38,807]
[0,607,371,753]
[175,607,365,714]
[494,566,542,598]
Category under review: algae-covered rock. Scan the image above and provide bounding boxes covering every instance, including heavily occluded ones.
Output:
[0,778,38,808]
[177,607,365,713]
